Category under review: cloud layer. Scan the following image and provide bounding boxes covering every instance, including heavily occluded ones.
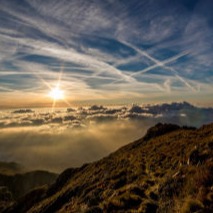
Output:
[0,102,212,172]
[0,102,212,129]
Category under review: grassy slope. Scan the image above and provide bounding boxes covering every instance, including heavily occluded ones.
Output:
[4,123,213,213]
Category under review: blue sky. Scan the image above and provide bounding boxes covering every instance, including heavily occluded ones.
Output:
[0,0,213,107]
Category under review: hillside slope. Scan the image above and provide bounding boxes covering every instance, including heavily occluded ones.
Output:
[4,123,213,213]
[0,171,58,199]
[0,169,58,212]
[0,162,24,176]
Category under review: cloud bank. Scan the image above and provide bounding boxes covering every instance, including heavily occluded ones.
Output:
[0,102,212,172]
[0,121,147,172]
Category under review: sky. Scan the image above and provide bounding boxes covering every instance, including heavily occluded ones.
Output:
[0,0,213,108]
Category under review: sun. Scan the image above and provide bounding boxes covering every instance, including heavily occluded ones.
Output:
[49,87,64,100]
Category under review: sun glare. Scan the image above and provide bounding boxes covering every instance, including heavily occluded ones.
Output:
[49,87,64,100]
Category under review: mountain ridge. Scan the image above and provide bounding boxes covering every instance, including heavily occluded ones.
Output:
[3,123,213,213]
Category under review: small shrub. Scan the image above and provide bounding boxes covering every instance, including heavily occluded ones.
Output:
[194,162,213,188]
[104,193,141,212]
[141,201,158,213]
[85,206,103,213]
[111,176,127,190]
[206,192,213,203]
[181,198,204,213]
[149,191,158,201]
[129,186,146,198]
[120,194,141,209]
[159,174,186,199]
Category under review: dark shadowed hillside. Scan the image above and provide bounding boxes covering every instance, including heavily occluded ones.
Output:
[0,171,58,199]
[0,169,57,212]
[0,162,24,176]
[3,123,213,213]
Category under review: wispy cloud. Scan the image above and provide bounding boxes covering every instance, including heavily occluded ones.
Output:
[0,0,212,106]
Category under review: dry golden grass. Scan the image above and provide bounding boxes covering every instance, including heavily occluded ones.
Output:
[3,123,213,213]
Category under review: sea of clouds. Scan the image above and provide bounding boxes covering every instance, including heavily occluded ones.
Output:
[0,102,212,172]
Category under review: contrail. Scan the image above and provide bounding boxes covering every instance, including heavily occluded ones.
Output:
[131,51,189,77]
[110,50,189,84]
[120,41,196,91]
